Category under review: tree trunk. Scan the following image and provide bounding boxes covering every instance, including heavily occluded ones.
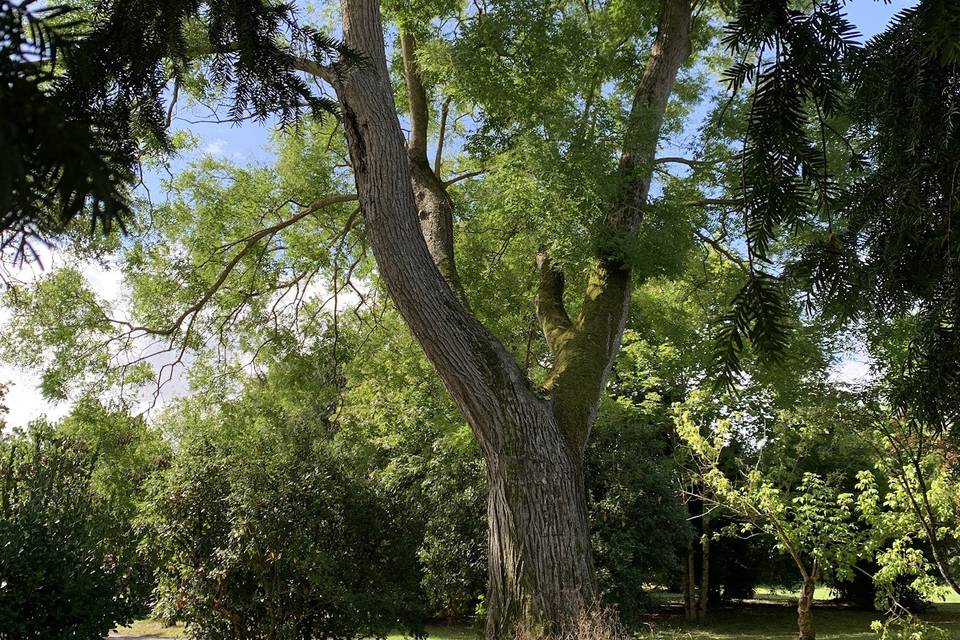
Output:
[683,535,695,621]
[485,406,596,639]
[797,576,816,640]
[334,0,692,636]
[697,511,710,623]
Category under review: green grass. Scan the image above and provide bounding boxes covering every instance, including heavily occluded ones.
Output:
[114,594,960,640]
[636,592,960,640]
[111,622,482,639]
[391,624,483,640]
[110,619,184,638]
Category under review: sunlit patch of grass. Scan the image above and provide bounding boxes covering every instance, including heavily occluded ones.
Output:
[114,600,960,640]
[390,624,481,640]
[110,619,184,638]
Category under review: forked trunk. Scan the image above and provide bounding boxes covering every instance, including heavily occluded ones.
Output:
[484,404,596,639]
[797,576,816,640]
[335,0,692,636]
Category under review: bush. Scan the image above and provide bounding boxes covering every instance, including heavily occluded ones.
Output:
[871,616,949,640]
[828,561,931,612]
[145,412,424,640]
[415,434,487,623]
[0,422,150,639]
[586,401,689,625]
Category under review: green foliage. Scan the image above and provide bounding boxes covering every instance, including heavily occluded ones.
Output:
[856,419,960,608]
[871,615,950,640]
[587,399,688,625]
[415,437,487,623]
[712,270,791,388]
[60,0,349,162]
[1,268,117,400]
[145,391,425,640]
[338,314,488,621]
[798,1,960,427]
[676,394,871,586]
[0,415,154,639]
[0,0,127,260]
[712,0,860,384]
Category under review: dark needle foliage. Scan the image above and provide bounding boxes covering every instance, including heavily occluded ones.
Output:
[797,1,960,429]
[0,0,128,263]
[712,0,860,387]
[2,0,353,263]
[717,0,960,431]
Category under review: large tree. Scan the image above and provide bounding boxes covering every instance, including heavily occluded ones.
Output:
[335,1,692,635]
[8,0,959,637]
[11,0,697,635]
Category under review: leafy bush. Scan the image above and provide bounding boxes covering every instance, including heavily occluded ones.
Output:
[871,616,949,640]
[337,322,488,624]
[415,433,487,623]
[587,400,688,625]
[0,421,150,639]
[145,408,425,640]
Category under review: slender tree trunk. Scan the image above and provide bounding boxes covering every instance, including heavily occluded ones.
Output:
[485,406,596,639]
[697,511,710,623]
[797,575,816,640]
[684,534,695,621]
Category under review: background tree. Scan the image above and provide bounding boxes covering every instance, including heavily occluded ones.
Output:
[676,394,872,640]
[143,382,425,640]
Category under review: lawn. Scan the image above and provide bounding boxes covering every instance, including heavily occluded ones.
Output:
[111,618,184,638]
[112,591,960,639]
[111,622,481,639]
[635,589,960,640]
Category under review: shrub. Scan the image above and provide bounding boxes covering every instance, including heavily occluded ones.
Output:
[0,422,150,639]
[416,435,487,623]
[587,402,688,625]
[144,413,424,640]
[871,615,949,640]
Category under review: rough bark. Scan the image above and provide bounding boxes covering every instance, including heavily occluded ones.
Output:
[797,575,817,640]
[543,0,693,450]
[334,0,692,636]
[400,32,468,304]
[485,405,596,639]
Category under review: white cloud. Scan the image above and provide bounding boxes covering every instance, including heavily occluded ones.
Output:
[202,139,227,156]
[0,365,69,430]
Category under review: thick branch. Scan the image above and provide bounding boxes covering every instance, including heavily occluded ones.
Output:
[547,0,693,450]
[434,95,453,176]
[445,169,485,185]
[292,57,340,89]
[399,30,469,304]
[401,32,430,162]
[694,230,749,273]
[535,249,574,356]
[686,197,743,208]
[654,156,713,168]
